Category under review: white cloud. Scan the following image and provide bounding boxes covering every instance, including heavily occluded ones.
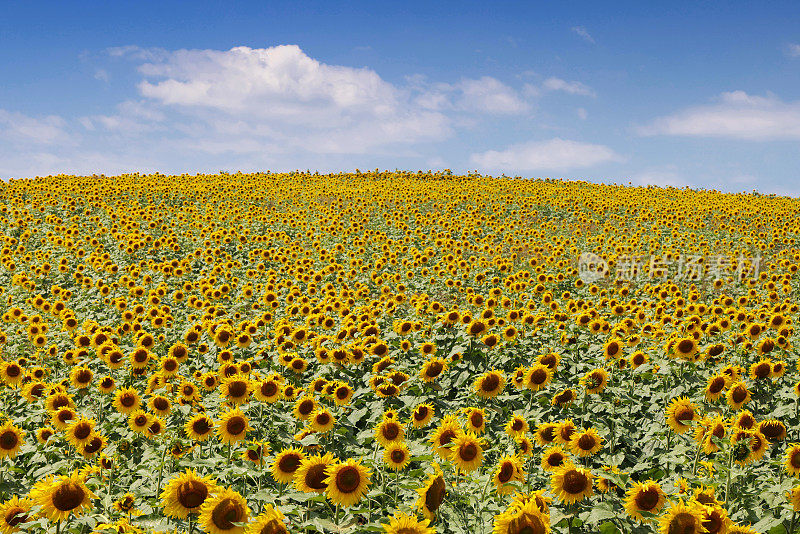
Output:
[0,110,72,145]
[571,26,595,44]
[470,138,622,172]
[454,76,530,114]
[639,91,800,140]
[788,44,800,57]
[119,44,453,153]
[542,77,596,97]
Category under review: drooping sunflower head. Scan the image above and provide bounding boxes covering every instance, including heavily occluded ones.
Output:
[416,464,446,520]
[0,495,32,533]
[411,403,434,428]
[198,487,250,534]
[160,469,218,519]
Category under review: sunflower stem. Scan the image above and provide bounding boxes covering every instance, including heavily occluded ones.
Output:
[155,437,169,500]
[724,446,735,505]
[789,511,796,534]
[691,439,702,477]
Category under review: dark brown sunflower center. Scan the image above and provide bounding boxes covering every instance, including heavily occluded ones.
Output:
[482,374,500,392]
[529,369,548,385]
[426,362,444,377]
[754,363,771,378]
[210,497,244,530]
[305,464,328,490]
[512,420,524,431]
[498,462,514,482]
[228,381,247,398]
[177,480,208,509]
[5,507,28,527]
[226,416,246,436]
[73,422,91,440]
[383,424,400,440]
[414,407,429,421]
[547,452,564,467]
[335,466,361,493]
[674,407,695,422]
[84,437,103,454]
[192,418,211,434]
[677,340,694,353]
[52,482,86,511]
[439,429,456,446]
[708,377,725,394]
[0,431,19,450]
[154,398,169,411]
[298,400,314,415]
[6,365,21,377]
[459,443,478,462]
[577,434,597,451]
[562,470,588,494]
[120,394,136,407]
[76,370,91,383]
[278,454,301,474]
[390,450,406,464]
[667,512,698,534]
[424,476,445,512]
[731,387,747,403]
[634,487,660,511]
[315,413,330,426]
[261,382,278,397]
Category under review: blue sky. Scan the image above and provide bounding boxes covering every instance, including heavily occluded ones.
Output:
[2,1,799,194]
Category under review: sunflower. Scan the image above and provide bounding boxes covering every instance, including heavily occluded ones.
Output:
[411,403,434,428]
[271,448,306,484]
[492,499,550,534]
[245,505,288,534]
[784,444,800,476]
[416,464,446,520]
[665,397,700,434]
[726,381,751,410]
[504,414,528,438]
[241,441,268,465]
[493,455,524,495]
[161,469,218,519]
[550,464,593,504]
[185,414,215,442]
[759,419,787,443]
[464,407,487,435]
[0,422,24,459]
[331,382,354,406]
[220,377,252,405]
[294,452,337,493]
[474,370,505,399]
[254,378,282,403]
[149,395,172,416]
[198,488,249,534]
[292,396,317,421]
[568,428,603,457]
[29,471,96,522]
[128,410,152,435]
[700,505,731,534]
[553,419,577,445]
[673,337,698,359]
[534,422,558,446]
[624,480,665,521]
[788,485,800,511]
[36,427,55,444]
[540,446,568,472]
[704,374,728,401]
[217,408,251,444]
[375,418,405,446]
[78,433,107,459]
[112,387,141,414]
[450,433,484,473]
[581,368,609,394]
[658,500,705,534]
[324,459,371,508]
[0,362,23,387]
[384,442,411,471]
[309,408,335,433]
[64,417,95,448]
[97,376,116,394]
[430,416,464,458]
[382,511,435,534]
[420,358,448,383]
[0,496,32,534]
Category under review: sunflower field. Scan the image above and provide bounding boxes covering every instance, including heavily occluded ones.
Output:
[1,171,800,534]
